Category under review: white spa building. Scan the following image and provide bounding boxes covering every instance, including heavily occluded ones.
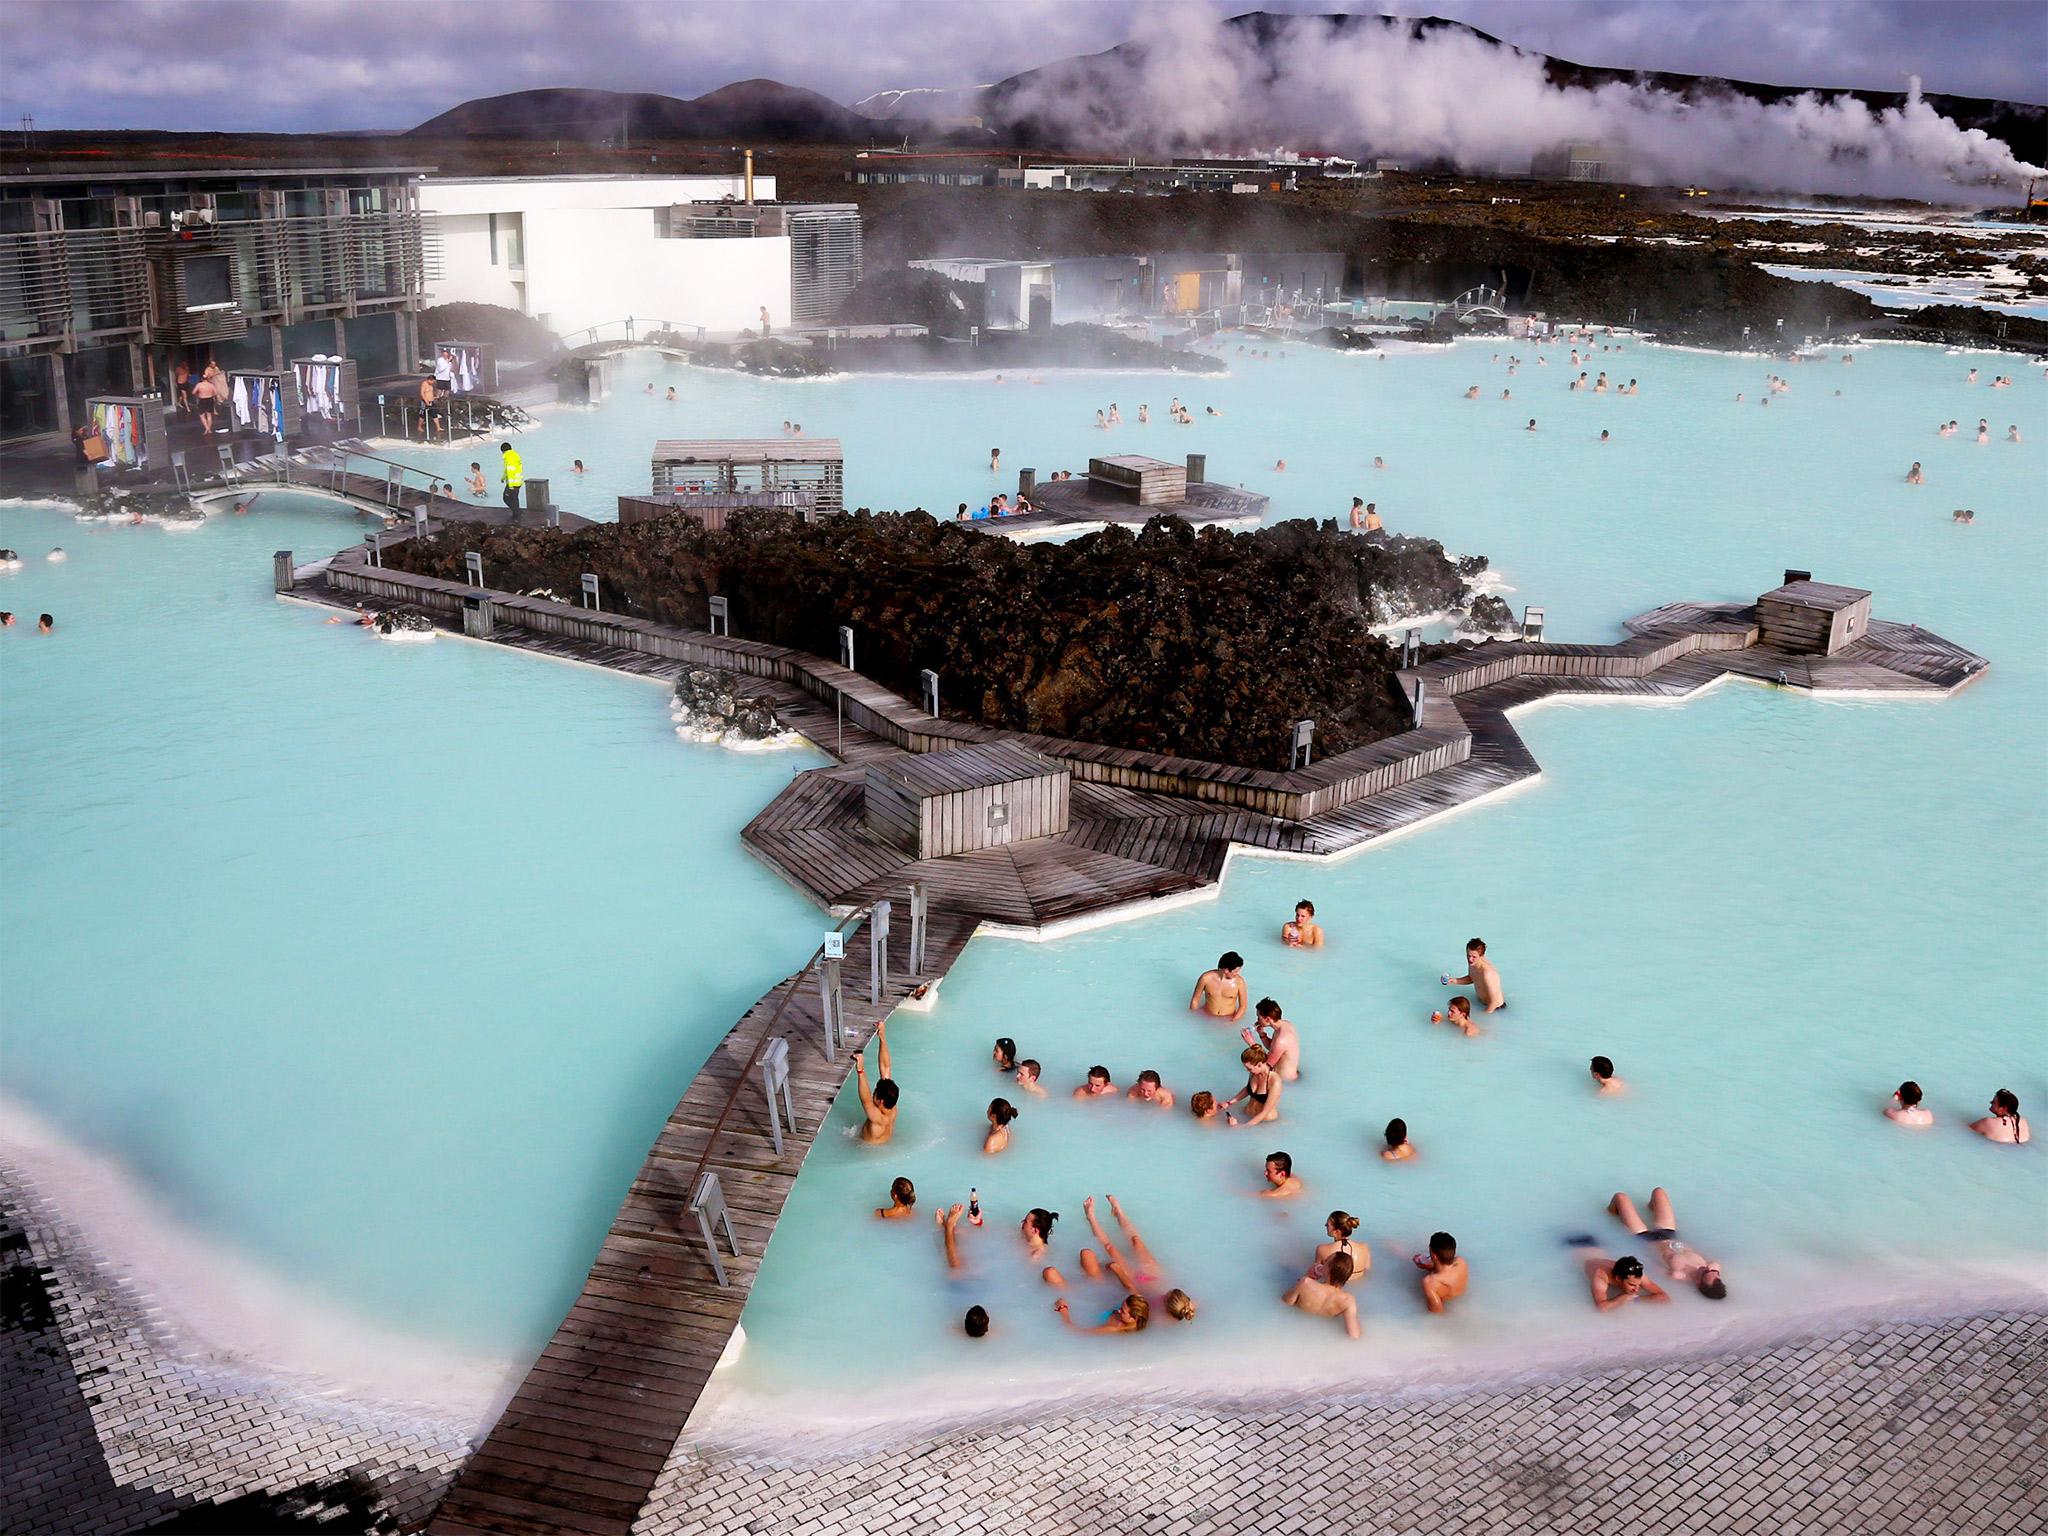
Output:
[419,171,861,340]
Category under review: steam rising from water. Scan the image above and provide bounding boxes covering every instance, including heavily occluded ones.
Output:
[1004,13,2043,203]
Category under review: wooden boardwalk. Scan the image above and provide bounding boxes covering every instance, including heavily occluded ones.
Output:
[276,561,1987,1536]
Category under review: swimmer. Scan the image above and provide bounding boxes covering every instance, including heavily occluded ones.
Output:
[1073,1065,1119,1100]
[665,387,676,401]
[1052,1292,1148,1335]
[991,448,1002,470]
[1138,404,1149,423]
[1014,1059,1045,1097]
[1464,386,1480,400]
[466,463,487,497]
[993,1036,1018,1072]
[1084,1194,1169,1290]
[1527,419,1537,431]
[1273,459,1286,472]
[46,547,66,562]
[964,1304,989,1338]
[1501,389,1512,400]
[1906,462,1924,485]
[1381,1118,1416,1162]
[1598,429,1611,443]
[1189,1090,1230,1123]
[1349,497,1368,530]
[1590,1056,1626,1095]
[1095,411,1108,429]
[1248,998,1300,1080]
[1106,406,1121,426]
[0,613,11,627]
[1190,952,1249,1021]
[851,1020,898,1143]
[1586,1251,1670,1311]
[1606,1188,1728,1299]
[1258,1151,1303,1200]
[984,1097,1018,1154]
[1976,421,1990,444]
[37,612,54,634]
[782,420,792,434]
[1281,1252,1360,1338]
[1363,503,1383,535]
[1952,508,1975,525]
[1127,1070,1175,1110]
[1414,1231,1468,1313]
[1444,938,1505,1012]
[1373,455,1386,470]
[1205,405,1220,416]
[1431,996,1478,1037]
[2009,426,2022,443]
[1281,899,1324,948]
[572,459,585,475]
[937,1203,969,1270]
[1222,1045,1282,1126]
[1966,368,1978,384]
[1309,1211,1367,1284]
[646,382,655,394]
[1938,421,1956,437]
[1884,1080,1933,1127]
[875,1176,917,1219]
[1970,1089,2030,1144]
[1020,1207,1059,1262]
[1735,393,1744,403]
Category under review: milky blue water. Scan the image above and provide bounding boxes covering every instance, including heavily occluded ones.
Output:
[0,493,825,1399]
[5,334,2044,1423]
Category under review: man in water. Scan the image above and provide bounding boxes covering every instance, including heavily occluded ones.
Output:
[1884,1081,1933,1126]
[1249,998,1301,1081]
[1906,462,1924,484]
[1432,996,1478,1037]
[1281,1251,1361,1338]
[1074,1065,1119,1100]
[1415,1231,1467,1313]
[852,1020,898,1143]
[1444,938,1505,1012]
[1606,1188,1727,1299]
[1190,952,1249,1021]
[1127,1070,1175,1110]
[37,613,54,634]
[466,462,487,498]
[1281,900,1324,948]
[1590,1056,1626,1095]
[964,1305,990,1338]
[1527,419,1537,431]
[1586,1252,1670,1311]
[1259,1151,1303,1199]
[1014,1059,1046,1097]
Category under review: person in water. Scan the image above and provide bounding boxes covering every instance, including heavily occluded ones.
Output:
[1590,1056,1626,1095]
[1053,1292,1149,1335]
[990,448,1002,470]
[465,462,486,498]
[1309,1211,1366,1284]
[1527,418,1537,431]
[1885,1080,1933,1126]
[1248,998,1301,1081]
[1606,1188,1728,1299]
[1259,1150,1303,1199]
[1444,938,1505,1012]
[1349,497,1368,530]
[1586,1251,1670,1312]
[1281,900,1324,948]
[1906,462,1924,485]
[1074,1065,1118,1100]
[993,1037,1017,1072]
[936,1203,971,1271]
[571,459,585,474]
[1432,996,1478,1036]
[37,613,55,634]
[1014,1059,1045,1097]
[1373,456,1386,469]
[665,387,676,401]
[1191,952,1249,1021]
[1127,1069,1175,1110]
[984,1097,1018,1154]
[964,1304,990,1338]
[852,1020,898,1143]
[1282,1251,1361,1338]
[1363,503,1383,535]
[875,1176,917,1219]
[1222,1044,1283,1126]
[1971,1089,2030,1144]
[1415,1231,1468,1313]
[1381,1117,1416,1161]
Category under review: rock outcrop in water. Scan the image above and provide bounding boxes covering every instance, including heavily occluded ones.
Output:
[388,510,1492,766]
[672,666,787,741]
[372,605,436,636]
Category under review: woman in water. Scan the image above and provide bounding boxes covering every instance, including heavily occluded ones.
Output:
[1381,1117,1416,1162]
[1970,1089,2030,1144]
[984,1098,1018,1154]
[1905,462,1924,485]
[1309,1211,1367,1283]
[1220,1044,1283,1126]
[1053,1293,1149,1334]
[992,1037,1017,1072]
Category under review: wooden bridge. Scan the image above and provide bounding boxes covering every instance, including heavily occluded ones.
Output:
[274,548,1985,1536]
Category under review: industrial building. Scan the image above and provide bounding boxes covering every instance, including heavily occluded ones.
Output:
[911,250,1345,330]
[0,165,430,444]
[1530,142,1635,183]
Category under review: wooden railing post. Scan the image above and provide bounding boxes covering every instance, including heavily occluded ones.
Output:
[817,954,843,1062]
[868,900,892,1005]
[759,1038,793,1156]
[908,883,928,976]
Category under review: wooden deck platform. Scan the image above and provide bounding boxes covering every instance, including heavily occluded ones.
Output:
[276,561,1987,1536]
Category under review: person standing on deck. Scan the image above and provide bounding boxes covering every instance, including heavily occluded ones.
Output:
[499,442,524,512]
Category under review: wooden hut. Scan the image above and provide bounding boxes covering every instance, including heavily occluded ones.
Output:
[864,744,1070,859]
[1756,580,1872,656]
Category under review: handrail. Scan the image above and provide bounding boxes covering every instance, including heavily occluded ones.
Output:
[685,903,874,1190]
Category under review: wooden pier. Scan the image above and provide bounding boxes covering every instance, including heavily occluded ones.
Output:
[274,550,1986,1536]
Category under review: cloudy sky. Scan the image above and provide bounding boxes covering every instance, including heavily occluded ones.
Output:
[3,0,2042,132]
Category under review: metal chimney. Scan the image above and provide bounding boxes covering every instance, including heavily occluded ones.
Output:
[744,149,756,204]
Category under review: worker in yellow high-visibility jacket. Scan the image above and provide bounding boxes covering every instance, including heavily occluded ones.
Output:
[499,441,524,512]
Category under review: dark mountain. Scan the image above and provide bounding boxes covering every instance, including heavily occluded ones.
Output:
[974,11,2046,163]
[408,80,879,143]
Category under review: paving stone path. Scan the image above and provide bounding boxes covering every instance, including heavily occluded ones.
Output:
[638,1310,2048,1536]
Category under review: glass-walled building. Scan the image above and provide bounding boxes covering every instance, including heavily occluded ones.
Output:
[0,166,433,442]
